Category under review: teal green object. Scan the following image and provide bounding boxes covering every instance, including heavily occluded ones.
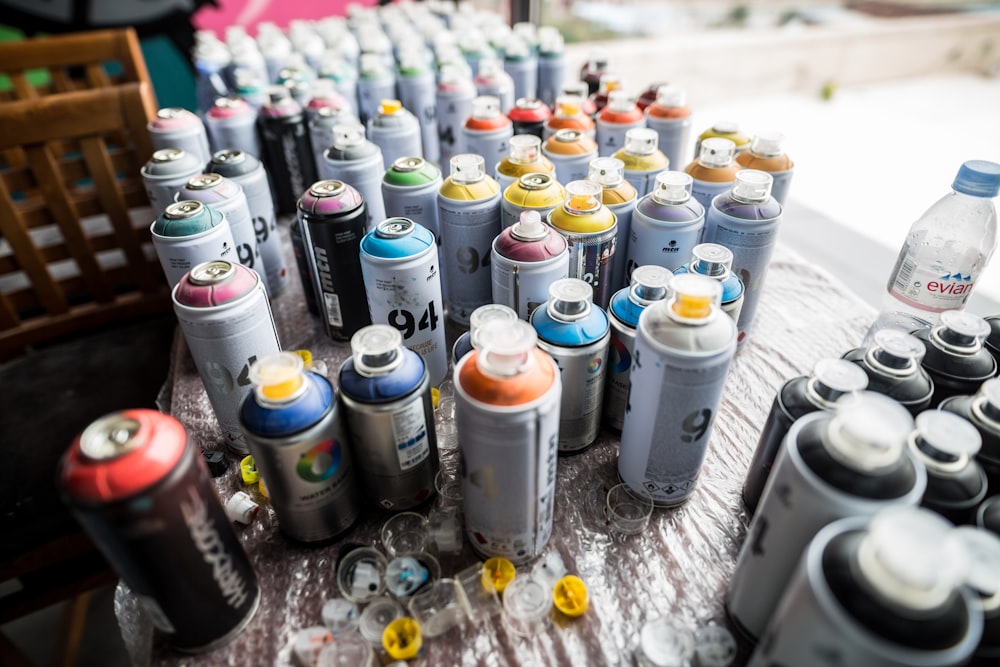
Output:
[141,36,197,112]
[153,203,223,237]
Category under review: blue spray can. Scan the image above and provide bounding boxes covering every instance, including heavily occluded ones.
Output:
[673,243,744,324]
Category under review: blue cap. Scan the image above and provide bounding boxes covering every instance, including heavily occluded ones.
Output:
[952,160,1000,198]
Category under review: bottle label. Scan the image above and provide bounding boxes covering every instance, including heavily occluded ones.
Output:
[391,399,431,471]
[887,243,979,313]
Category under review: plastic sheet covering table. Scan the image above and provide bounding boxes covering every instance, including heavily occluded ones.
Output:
[141,227,877,666]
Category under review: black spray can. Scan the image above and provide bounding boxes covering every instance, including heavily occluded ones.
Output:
[985,314,1000,368]
[289,216,319,316]
[841,328,934,415]
[953,526,1000,666]
[908,410,987,524]
[741,358,868,515]
[914,310,997,408]
[940,378,1000,491]
[258,87,319,215]
[978,496,1000,535]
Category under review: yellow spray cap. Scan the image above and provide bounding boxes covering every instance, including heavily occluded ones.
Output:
[564,180,602,213]
[669,274,721,321]
[556,94,581,117]
[553,575,589,617]
[382,616,422,660]
[249,351,306,404]
[482,557,516,593]
[379,98,402,115]
[240,455,259,485]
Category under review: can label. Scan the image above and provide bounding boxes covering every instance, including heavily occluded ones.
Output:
[627,213,704,275]
[603,325,634,430]
[546,344,608,451]
[567,233,616,309]
[690,179,732,212]
[391,399,432,471]
[440,202,500,324]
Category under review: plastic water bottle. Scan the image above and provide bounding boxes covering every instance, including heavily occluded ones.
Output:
[868,160,1000,340]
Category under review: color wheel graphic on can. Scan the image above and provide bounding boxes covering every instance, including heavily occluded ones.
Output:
[296,438,341,482]
[609,337,630,373]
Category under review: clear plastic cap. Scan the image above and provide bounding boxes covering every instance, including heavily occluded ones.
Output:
[652,171,693,205]
[857,506,969,611]
[807,358,869,406]
[911,410,982,465]
[668,273,721,321]
[597,72,623,95]
[869,329,926,374]
[471,95,501,119]
[698,138,736,168]
[825,391,914,471]
[655,84,686,108]
[629,265,673,306]
[586,47,608,69]
[730,169,773,203]
[555,94,582,117]
[476,319,538,378]
[513,210,547,240]
[502,574,552,623]
[358,597,404,643]
[321,598,360,635]
[932,310,991,351]
[561,81,589,99]
[249,351,307,405]
[973,378,1000,425]
[952,160,1000,198]
[351,325,403,377]
[690,243,733,279]
[624,128,659,156]
[607,90,635,113]
[509,134,541,164]
[693,625,737,667]
[949,526,1000,597]
[333,122,366,148]
[637,618,694,667]
[469,304,519,349]
[546,278,593,322]
[588,157,625,187]
[450,154,487,184]
[564,180,603,213]
[749,131,786,158]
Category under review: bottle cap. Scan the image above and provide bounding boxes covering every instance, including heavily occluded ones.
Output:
[546,278,593,321]
[382,617,422,661]
[502,573,551,625]
[509,134,541,164]
[224,491,259,524]
[952,159,1000,198]
[239,455,259,484]
[690,243,733,278]
[629,265,673,306]
[869,329,926,374]
[450,153,486,184]
[555,95,582,117]
[973,378,1000,425]
[351,325,403,377]
[807,358,868,406]
[825,391,913,471]
[358,596,403,643]
[482,556,516,593]
[337,547,389,603]
[693,625,737,667]
[949,526,1000,598]
[637,618,694,667]
[471,95,501,119]
[655,84,686,108]
[512,210,548,240]
[668,273,721,321]
[249,352,306,405]
[698,138,736,168]
[652,171,693,204]
[623,128,659,156]
[379,98,403,115]
[749,131,785,157]
[553,575,589,617]
[477,320,538,378]
[597,72,623,95]
[564,179,602,213]
[607,89,634,113]
[730,169,773,203]
[588,157,625,187]
[911,410,981,468]
[469,304,519,350]
[321,598,360,635]
[333,122,366,148]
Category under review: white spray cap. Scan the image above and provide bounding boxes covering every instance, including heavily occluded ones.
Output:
[469,304,519,349]
[546,278,593,322]
[359,52,386,75]
[973,378,1000,426]
[471,95,501,119]
[249,351,308,405]
[439,63,472,85]
[477,56,504,79]
[351,325,404,377]
[949,526,1000,600]
[910,410,982,469]
[509,134,541,164]
[667,273,721,322]
[655,84,686,108]
[825,391,913,471]
[868,329,926,374]
[504,36,530,59]
[538,27,564,53]
[932,310,991,351]
[476,319,538,378]
[607,89,635,113]
[806,358,868,407]
[512,210,547,240]
[332,122,366,148]
[588,157,625,187]
[651,171,693,205]
[731,169,773,203]
[690,243,734,279]
[624,128,659,156]
[563,180,602,213]
[750,131,786,157]
[698,138,736,168]
[586,47,608,69]
[450,154,486,184]
[629,265,673,306]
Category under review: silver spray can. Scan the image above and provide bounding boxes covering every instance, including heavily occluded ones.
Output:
[172,260,281,454]
[308,103,358,170]
[617,274,737,506]
[337,325,440,511]
[726,391,927,640]
[502,37,537,102]
[474,57,515,115]
[397,55,440,166]
[702,169,783,346]
[750,507,983,667]
[644,84,692,176]
[141,148,205,219]
[437,154,502,325]
[673,243,745,324]
[147,107,212,165]
[367,99,423,171]
[180,173,263,280]
[463,96,513,176]
[206,150,290,297]
[492,210,570,320]
[536,27,565,109]
[205,97,262,159]
[436,65,477,166]
[455,319,561,564]
[360,218,448,387]
[626,171,705,279]
[542,129,599,186]
[356,54,397,126]
[151,200,237,288]
[381,157,443,241]
[531,278,610,454]
[589,157,636,294]
[602,265,673,432]
[319,122,387,230]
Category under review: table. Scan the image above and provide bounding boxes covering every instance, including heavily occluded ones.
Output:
[141,228,878,666]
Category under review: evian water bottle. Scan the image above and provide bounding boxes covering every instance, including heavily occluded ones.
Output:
[868,160,1000,339]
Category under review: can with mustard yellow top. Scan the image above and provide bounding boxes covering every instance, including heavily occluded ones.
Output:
[683,137,741,212]
[502,172,566,230]
[735,131,795,205]
[495,134,556,191]
[691,120,749,162]
[542,129,598,187]
[613,127,669,197]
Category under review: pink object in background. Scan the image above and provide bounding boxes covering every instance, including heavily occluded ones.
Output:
[193,0,376,35]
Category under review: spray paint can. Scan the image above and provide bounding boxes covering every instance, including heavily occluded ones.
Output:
[589,73,623,121]
[381,157,443,241]
[240,352,363,542]
[452,303,519,366]
[596,90,645,158]
[726,391,926,640]
[397,56,440,166]
[180,173,262,281]
[544,95,596,141]
[356,54,397,126]
[289,216,319,316]
[841,329,935,415]
[60,410,260,652]
[437,154,502,325]
[617,274,737,505]
[625,171,704,281]
[602,265,672,432]
[958,526,1000,665]
[258,88,319,215]
[151,200,236,288]
[913,311,997,407]
[495,134,555,191]
[683,137,741,213]
[536,27,565,109]
[206,150,289,297]
[502,37,537,102]
[613,128,669,198]
[205,97,261,159]
[338,325,440,511]
[319,122,386,229]
[548,179,618,310]
[368,99,423,170]
[692,121,749,162]
[297,180,372,341]
[474,57,515,115]
[562,80,597,118]
[580,48,609,96]
[702,169,783,346]
[147,107,212,165]
[673,243,745,323]
[508,98,551,141]
[588,157,636,294]
[909,410,987,524]
[463,96,513,175]
[940,378,1000,493]
[741,358,869,516]
[436,65,477,166]
[736,131,795,205]
[502,172,566,231]
[542,129,599,188]
[141,148,205,219]
[644,85,691,176]
[455,319,561,563]
[749,508,983,667]
[360,217,448,387]
[492,210,570,319]
[320,56,360,120]
[172,260,281,453]
[307,99,359,169]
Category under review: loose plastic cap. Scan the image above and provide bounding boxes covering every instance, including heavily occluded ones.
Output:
[224,491,259,524]
[553,575,589,617]
[913,410,982,460]
[731,169,773,203]
[949,526,1000,596]
[607,90,635,113]
[858,506,968,611]
[624,128,659,156]
[933,310,990,350]
[471,95,501,119]
[630,265,673,305]
[698,138,736,168]
[477,320,539,377]
[379,98,403,115]
[974,378,1000,424]
[469,304,519,349]
[655,84,686,108]
[249,351,306,404]
[482,557,517,593]
[690,243,733,278]
[359,597,403,643]
[588,157,625,187]
[750,131,785,158]
[669,273,721,321]
[694,625,737,667]
[652,171,693,205]
[547,278,593,321]
[638,618,695,667]
[556,95,582,117]
[502,574,551,621]
[826,391,913,471]
[239,455,259,484]
[513,210,547,240]
[952,160,1000,198]
[351,325,403,377]
[321,598,360,635]
[382,617,422,660]
[809,358,869,405]
[564,180,603,213]
[333,123,366,148]
[450,154,486,184]
[562,81,589,99]
[869,329,925,372]
[597,72,623,95]
[509,134,541,163]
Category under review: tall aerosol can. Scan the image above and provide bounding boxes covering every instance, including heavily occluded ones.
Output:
[617,274,737,507]
[454,319,561,564]
[381,157,443,242]
[501,172,566,231]
[367,99,423,170]
[544,95,596,141]
[912,310,997,407]
[683,137,741,213]
[492,210,569,319]
[595,90,645,158]
[141,148,204,219]
[736,131,795,205]
[474,57,515,115]
[502,36,537,102]
[542,129,599,187]
[749,507,984,667]
[908,410,987,525]
[726,391,926,640]
[588,72,623,120]
[438,154,502,325]
[602,265,672,432]
[536,27,565,109]
[580,47,609,96]
[547,180,618,310]
[673,243,745,324]
[356,53,397,126]
[147,107,212,165]
[840,329,935,416]
[703,169,783,346]
[150,201,236,289]
[613,127,669,198]
[463,96,513,176]
[436,65,477,166]
[644,84,691,176]
[205,96,261,159]
[495,134,555,191]
[954,525,1000,665]
[940,378,1000,491]
[589,157,636,294]
[508,98,552,141]
[626,171,705,280]
[319,123,386,229]
[397,53,440,165]
[257,87,318,215]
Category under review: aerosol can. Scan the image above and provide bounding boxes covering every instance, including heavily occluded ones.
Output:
[841,329,935,415]
[544,95,595,141]
[736,131,795,205]
[436,65,477,166]
[644,85,691,175]
[474,57,515,115]
[463,96,513,175]
[683,137,741,213]
[542,129,599,192]
[381,157,442,241]
[495,134,555,191]
[501,172,566,230]
[205,97,261,159]
[588,157,636,293]
[909,410,987,524]
[913,311,997,407]
[368,99,423,170]
[536,27,565,109]
[613,128,669,197]
[626,171,705,279]
[502,37,537,102]
[595,90,645,158]
[692,121,749,162]
[940,378,1000,491]
[319,122,387,229]
[397,54,440,165]
[492,210,570,320]
[673,243,744,323]
[257,87,318,216]
[508,98,551,140]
